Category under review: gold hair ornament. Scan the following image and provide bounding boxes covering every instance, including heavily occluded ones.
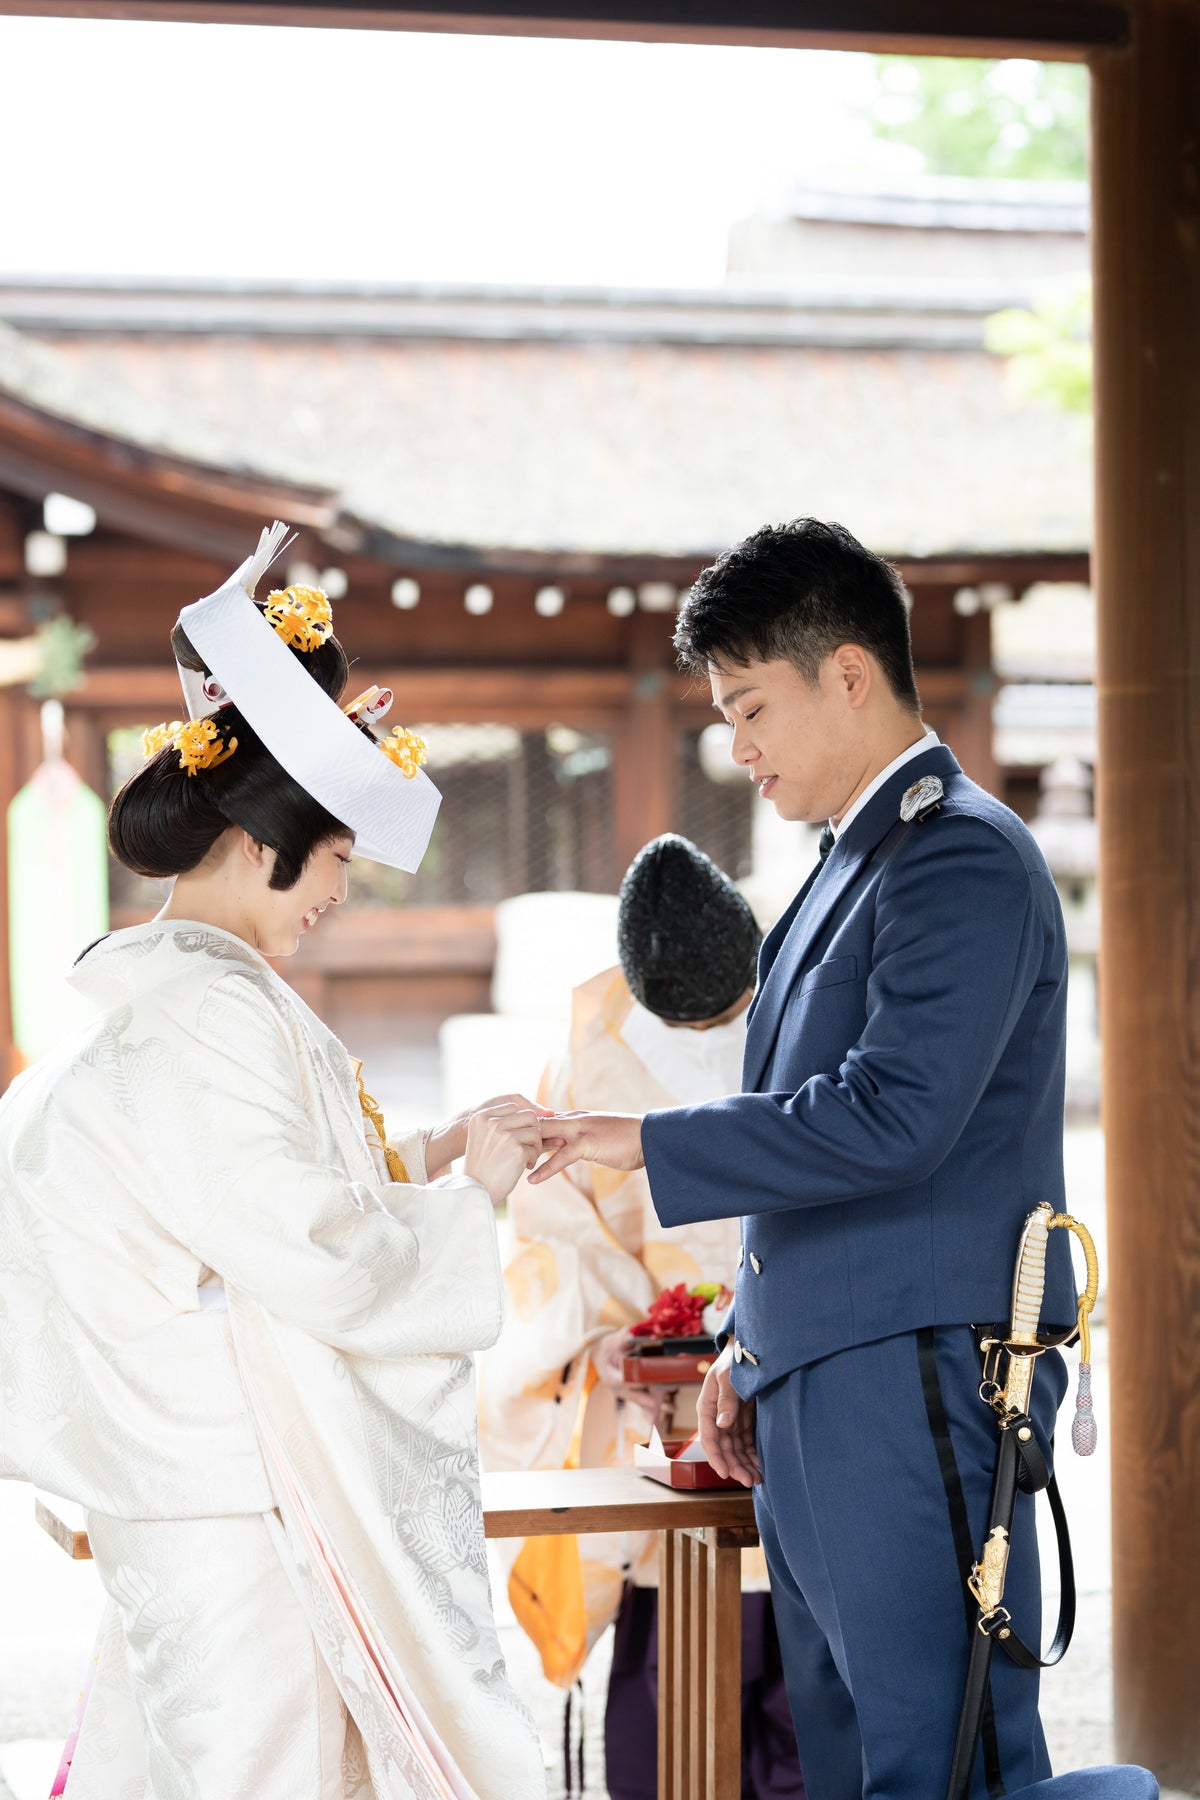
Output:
[142,717,238,776]
[263,584,333,653]
[380,726,427,779]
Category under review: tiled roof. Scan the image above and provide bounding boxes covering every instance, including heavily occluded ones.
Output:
[0,318,339,551]
[0,318,255,478]
[36,328,1090,561]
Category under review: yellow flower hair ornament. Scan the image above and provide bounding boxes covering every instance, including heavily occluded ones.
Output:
[142,717,238,776]
[141,720,184,760]
[380,726,427,779]
[263,584,333,653]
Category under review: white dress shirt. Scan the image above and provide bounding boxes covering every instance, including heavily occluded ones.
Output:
[832,727,940,840]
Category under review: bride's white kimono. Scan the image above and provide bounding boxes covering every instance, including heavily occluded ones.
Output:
[0,920,546,1800]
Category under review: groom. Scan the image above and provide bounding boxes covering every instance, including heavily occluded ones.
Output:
[531,518,1077,1800]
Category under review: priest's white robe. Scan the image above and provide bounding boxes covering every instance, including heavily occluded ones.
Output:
[477,967,763,1688]
[0,920,546,1800]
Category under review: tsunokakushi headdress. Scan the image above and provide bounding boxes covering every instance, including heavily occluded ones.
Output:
[145,521,440,872]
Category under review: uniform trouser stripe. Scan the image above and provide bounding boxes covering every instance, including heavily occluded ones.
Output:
[916,1327,1006,1800]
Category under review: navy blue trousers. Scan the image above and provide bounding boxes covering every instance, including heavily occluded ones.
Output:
[753,1326,1067,1800]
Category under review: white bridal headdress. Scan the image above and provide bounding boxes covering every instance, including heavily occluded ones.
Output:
[160,521,440,872]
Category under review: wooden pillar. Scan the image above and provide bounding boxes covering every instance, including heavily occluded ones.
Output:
[956,611,1000,798]
[612,612,678,879]
[0,687,20,1082]
[1091,7,1200,1788]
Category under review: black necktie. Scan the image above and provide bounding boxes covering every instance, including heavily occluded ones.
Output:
[818,824,836,864]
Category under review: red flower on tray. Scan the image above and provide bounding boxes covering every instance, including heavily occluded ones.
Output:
[628,1282,731,1339]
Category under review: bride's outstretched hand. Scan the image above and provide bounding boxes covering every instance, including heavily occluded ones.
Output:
[426,1093,553,1179]
[530,1112,645,1183]
[463,1102,546,1205]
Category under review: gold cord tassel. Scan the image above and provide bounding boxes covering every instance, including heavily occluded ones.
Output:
[355,1067,409,1184]
[1049,1211,1100,1456]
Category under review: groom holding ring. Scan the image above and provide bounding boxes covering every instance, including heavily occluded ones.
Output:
[531,517,1077,1800]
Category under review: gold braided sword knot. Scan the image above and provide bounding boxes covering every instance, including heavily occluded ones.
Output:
[1048,1211,1100,1454]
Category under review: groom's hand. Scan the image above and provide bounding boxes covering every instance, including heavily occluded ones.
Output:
[530,1112,644,1182]
[697,1344,761,1487]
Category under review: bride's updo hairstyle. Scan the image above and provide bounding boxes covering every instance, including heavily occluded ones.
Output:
[108,610,353,892]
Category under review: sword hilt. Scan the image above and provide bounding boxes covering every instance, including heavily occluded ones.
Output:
[1009,1203,1052,1347]
[1002,1203,1101,1455]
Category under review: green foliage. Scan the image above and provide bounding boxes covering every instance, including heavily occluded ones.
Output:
[30,614,98,699]
[869,57,1088,182]
[985,277,1093,415]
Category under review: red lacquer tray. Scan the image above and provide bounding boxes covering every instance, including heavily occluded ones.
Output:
[633,1439,744,1491]
[622,1334,716,1387]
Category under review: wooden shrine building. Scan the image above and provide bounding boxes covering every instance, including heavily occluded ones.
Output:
[0,260,1088,1040]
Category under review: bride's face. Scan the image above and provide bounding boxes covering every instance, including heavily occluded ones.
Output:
[255,833,353,957]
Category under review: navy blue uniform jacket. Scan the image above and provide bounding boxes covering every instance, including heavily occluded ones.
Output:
[641,743,1074,1398]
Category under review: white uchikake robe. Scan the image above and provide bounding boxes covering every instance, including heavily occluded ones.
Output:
[0,921,546,1800]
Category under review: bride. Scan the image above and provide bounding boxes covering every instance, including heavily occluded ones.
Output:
[0,526,548,1800]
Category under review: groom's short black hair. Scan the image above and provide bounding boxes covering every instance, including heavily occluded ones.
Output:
[674,517,921,712]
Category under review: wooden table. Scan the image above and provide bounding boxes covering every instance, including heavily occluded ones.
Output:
[38,1468,759,1800]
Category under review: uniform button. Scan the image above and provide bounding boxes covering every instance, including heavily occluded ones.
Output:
[743,1347,760,1366]
[733,1340,744,1363]
[750,1253,762,1274]
[737,1244,744,1268]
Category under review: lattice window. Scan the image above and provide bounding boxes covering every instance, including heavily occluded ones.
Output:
[106,722,616,910]
[674,728,755,881]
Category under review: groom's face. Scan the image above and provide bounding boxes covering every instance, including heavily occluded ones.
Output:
[710,653,862,825]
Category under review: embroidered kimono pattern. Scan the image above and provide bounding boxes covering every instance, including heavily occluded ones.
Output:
[0,921,546,1800]
[477,967,765,1687]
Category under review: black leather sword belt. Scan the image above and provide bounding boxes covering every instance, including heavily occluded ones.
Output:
[929,1199,1100,1800]
[919,1326,1077,1800]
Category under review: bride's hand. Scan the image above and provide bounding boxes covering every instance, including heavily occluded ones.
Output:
[425,1093,545,1179]
[463,1102,545,1205]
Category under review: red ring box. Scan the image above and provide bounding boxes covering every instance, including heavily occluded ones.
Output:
[633,1438,743,1490]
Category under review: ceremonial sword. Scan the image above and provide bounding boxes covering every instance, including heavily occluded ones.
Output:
[945,1202,1100,1800]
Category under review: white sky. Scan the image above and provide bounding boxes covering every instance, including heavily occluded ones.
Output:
[0,17,891,286]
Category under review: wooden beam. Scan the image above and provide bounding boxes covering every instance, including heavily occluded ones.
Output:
[113,901,498,976]
[69,663,971,734]
[289,904,496,976]
[354,537,1091,587]
[1091,4,1200,1789]
[0,1,1129,57]
[71,663,652,721]
[0,396,337,559]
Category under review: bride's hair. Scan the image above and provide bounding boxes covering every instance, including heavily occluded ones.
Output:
[108,612,353,892]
